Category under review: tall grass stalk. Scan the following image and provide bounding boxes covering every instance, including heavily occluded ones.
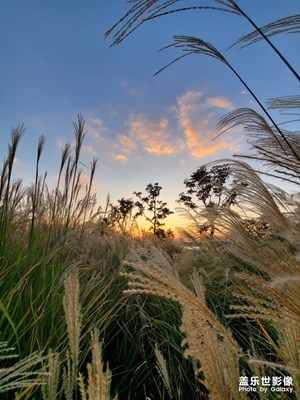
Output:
[63,268,82,397]
[78,329,117,400]
[1,109,299,399]
[105,0,300,82]
[41,350,60,400]
[122,261,244,398]
[29,135,46,247]
[0,125,24,248]
[64,115,86,236]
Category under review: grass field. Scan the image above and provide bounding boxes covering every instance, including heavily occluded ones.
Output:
[0,115,299,399]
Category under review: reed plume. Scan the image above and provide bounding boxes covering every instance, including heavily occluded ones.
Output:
[78,329,117,400]
[0,341,46,394]
[154,343,172,399]
[63,268,82,394]
[122,261,243,398]
[42,350,60,400]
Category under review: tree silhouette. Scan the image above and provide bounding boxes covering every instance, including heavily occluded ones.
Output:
[107,197,136,234]
[134,183,174,238]
[177,164,247,236]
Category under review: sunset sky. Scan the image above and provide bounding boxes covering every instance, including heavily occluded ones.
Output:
[0,1,299,234]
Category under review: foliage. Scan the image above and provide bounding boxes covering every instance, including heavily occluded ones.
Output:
[105,186,174,238]
[106,197,136,234]
[177,164,247,236]
[134,182,174,238]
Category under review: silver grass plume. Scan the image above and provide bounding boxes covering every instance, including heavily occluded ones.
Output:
[63,268,82,391]
[105,0,299,80]
[230,14,300,48]
[0,342,46,394]
[153,36,298,164]
[267,95,300,111]
[121,261,243,398]
[104,0,251,47]
[42,350,60,400]
[78,329,117,400]
[217,110,300,184]
[154,343,172,399]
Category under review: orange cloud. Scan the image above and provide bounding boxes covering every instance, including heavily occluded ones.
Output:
[114,153,128,161]
[176,91,233,158]
[144,142,176,155]
[127,114,183,156]
[205,96,233,109]
[117,134,136,153]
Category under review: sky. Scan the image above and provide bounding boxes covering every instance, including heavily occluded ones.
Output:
[0,0,299,235]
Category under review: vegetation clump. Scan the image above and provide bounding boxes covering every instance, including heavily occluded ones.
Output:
[0,1,299,399]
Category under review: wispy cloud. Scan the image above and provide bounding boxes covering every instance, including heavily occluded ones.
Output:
[126,113,184,156]
[82,144,97,156]
[120,81,137,96]
[86,90,240,163]
[86,117,106,140]
[176,90,234,158]
[117,134,136,153]
[205,96,233,109]
[114,153,128,161]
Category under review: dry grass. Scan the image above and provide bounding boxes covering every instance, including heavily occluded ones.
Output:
[63,269,82,385]
[122,261,244,398]
[78,329,117,400]
[42,351,60,400]
[1,110,300,399]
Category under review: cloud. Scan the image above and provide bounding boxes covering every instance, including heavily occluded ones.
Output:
[85,90,239,164]
[126,113,184,156]
[82,144,97,156]
[86,117,106,140]
[117,134,136,153]
[205,96,233,109]
[114,153,128,161]
[120,81,137,96]
[176,90,234,158]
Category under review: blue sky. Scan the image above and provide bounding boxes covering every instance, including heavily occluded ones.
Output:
[0,1,299,233]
